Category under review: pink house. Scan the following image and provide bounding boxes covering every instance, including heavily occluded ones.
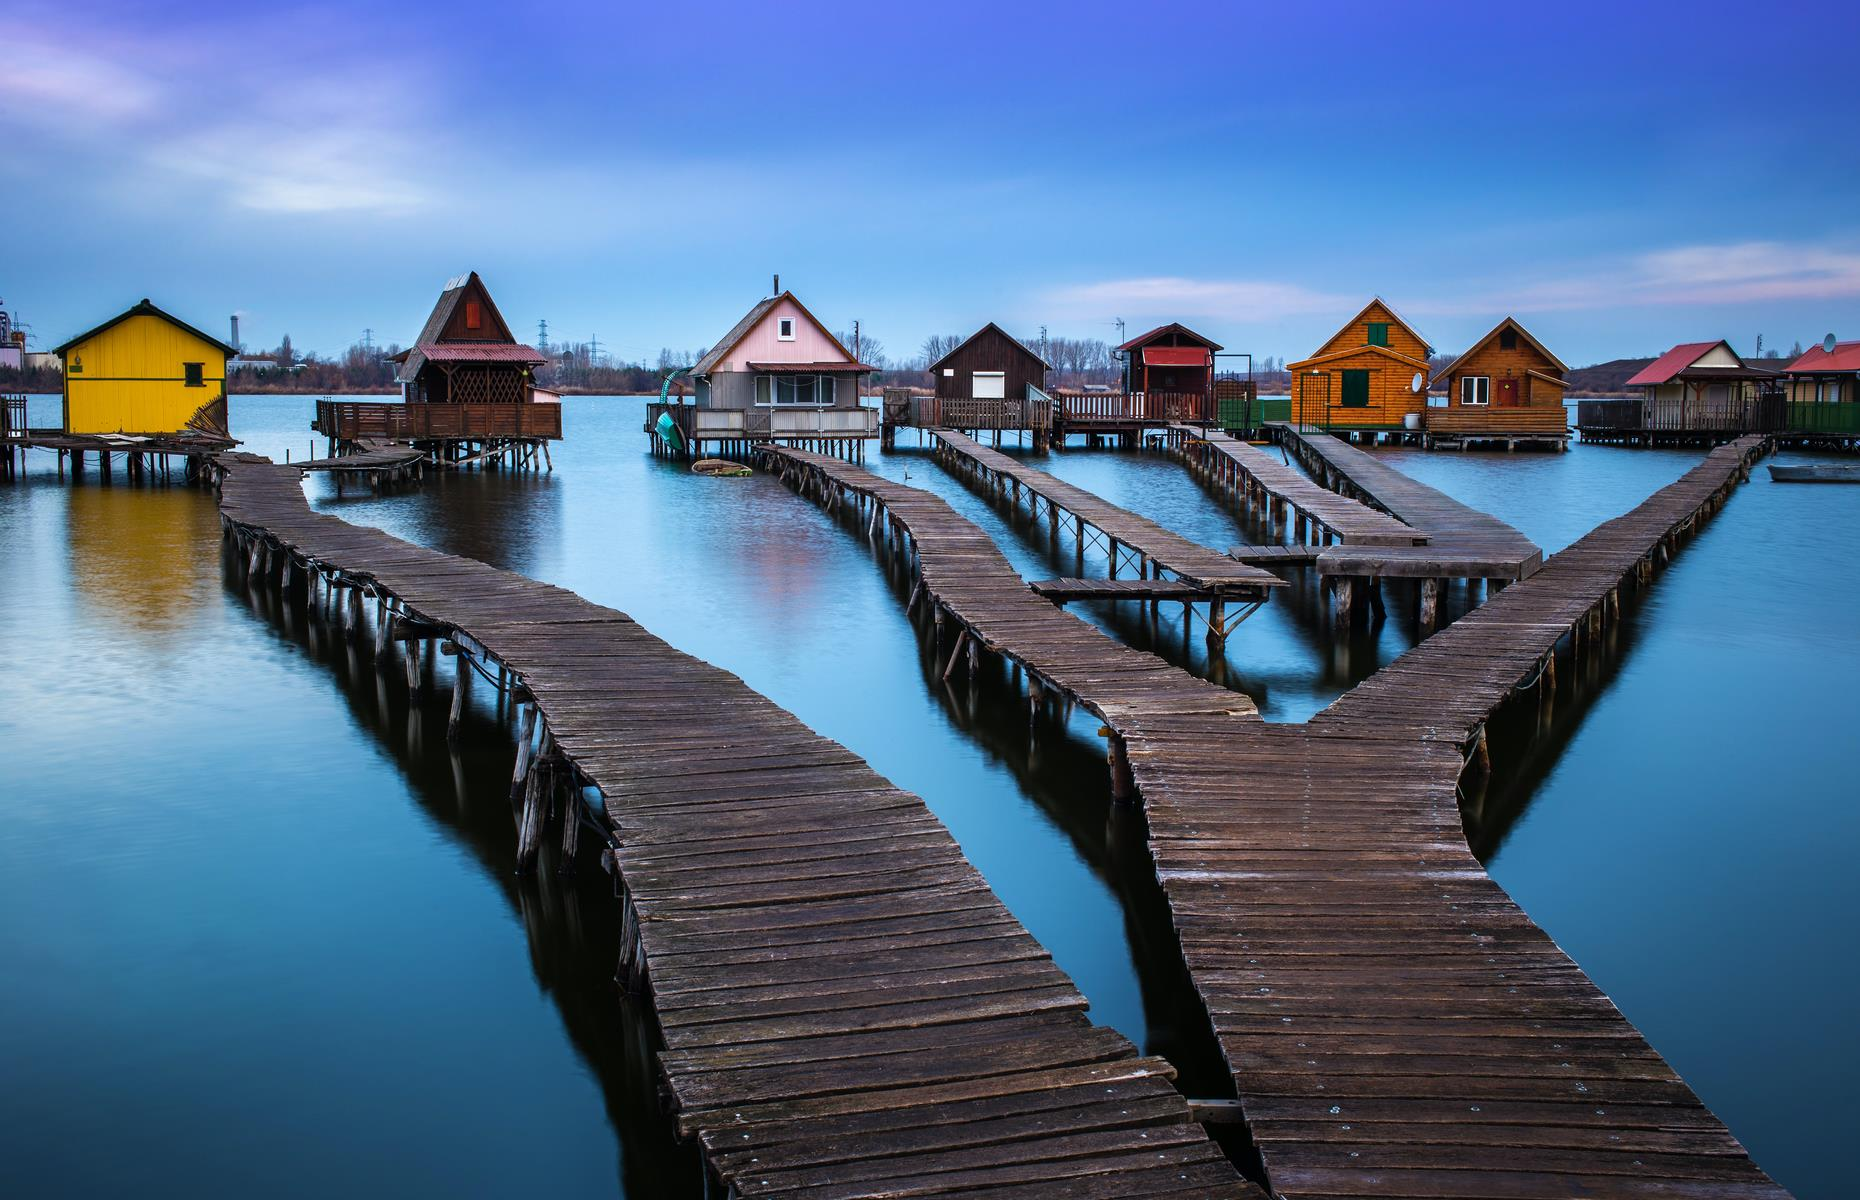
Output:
[650,288,879,458]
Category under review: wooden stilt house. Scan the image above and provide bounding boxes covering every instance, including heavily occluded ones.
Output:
[1425,317,1570,450]
[312,272,562,462]
[1286,299,1431,434]
[53,299,234,440]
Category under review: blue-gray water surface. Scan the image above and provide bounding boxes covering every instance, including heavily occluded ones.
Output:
[1,394,1851,1196]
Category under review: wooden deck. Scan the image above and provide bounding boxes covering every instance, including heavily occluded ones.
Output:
[1169,427,1425,548]
[210,452,1254,1200]
[932,431,1283,599]
[1273,424,1544,580]
[764,438,1789,1199]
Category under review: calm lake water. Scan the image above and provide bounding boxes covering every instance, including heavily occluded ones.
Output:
[2,394,1852,1197]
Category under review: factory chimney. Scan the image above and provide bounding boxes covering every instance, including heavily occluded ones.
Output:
[230,315,241,352]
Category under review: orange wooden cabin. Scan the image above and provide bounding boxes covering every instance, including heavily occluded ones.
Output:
[1426,317,1570,450]
[1286,299,1430,433]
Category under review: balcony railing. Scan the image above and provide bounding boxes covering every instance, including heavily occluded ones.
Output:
[646,402,879,441]
[1785,401,1860,435]
[1576,396,1783,433]
[314,396,563,442]
[1053,390,1212,425]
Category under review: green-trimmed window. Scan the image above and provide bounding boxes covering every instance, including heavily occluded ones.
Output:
[1341,369,1370,407]
[1365,323,1389,347]
[184,362,204,387]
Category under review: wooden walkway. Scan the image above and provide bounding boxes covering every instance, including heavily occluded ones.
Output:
[1170,428,1424,548]
[1273,424,1544,580]
[211,452,1256,1200]
[766,438,1789,1199]
[932,430,1283,599]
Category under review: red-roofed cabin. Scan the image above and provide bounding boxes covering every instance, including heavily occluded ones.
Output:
[1781,339,1860,436]
[1118,323,1219,401]
[1624,340,1779,423]
[314,272,561,454]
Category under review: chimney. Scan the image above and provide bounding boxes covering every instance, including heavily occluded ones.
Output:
[230,314,241,352]
[772,274,780,297]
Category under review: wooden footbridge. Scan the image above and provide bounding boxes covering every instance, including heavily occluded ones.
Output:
[764,436,1788,1199]
[931,430,1284,646]
[1167,426,1546,632]
[211,452,1254,1200]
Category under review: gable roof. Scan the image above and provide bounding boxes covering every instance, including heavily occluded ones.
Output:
[1286,342,1431,372]
[693,291,858,376]
[1448,316,1569,376]
[1322,297,1430,356]
[412,271,517,346]
[1116,322,1222,353]
[1623,341,1733,387]
[54,298,237,357]
[929,322,1051,372]
[1783,340,1860,374]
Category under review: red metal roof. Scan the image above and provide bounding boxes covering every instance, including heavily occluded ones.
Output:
[1623,342,1723,387]
[746,360,874,374]
[1784,341,1860,373]
[1142,346,1210,367]
[1116,322,1222,353]
[418,343,547,363]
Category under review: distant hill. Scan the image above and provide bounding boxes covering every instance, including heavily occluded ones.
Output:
[1565,358,1654,397]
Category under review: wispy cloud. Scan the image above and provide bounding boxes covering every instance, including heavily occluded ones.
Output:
[0,13,433,217]
[1039,277,1354,324]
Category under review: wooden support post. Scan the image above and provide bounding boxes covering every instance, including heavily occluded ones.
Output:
[1418,577,1441,633]
[1107,735,1135,803]
[1331,576,1353,633]
[510,704,537,802]
[449,658,469,739]
[515,761,545,874]
[558,777,580,876]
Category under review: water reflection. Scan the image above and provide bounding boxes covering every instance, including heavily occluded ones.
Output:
[219,545,701,1198]
[66,482,222,639]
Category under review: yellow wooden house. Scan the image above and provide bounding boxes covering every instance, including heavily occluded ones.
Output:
[54,299,235,438]
[1286,299,1432,432]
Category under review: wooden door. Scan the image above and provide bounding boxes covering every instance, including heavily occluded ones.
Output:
[1497,378,1519,407]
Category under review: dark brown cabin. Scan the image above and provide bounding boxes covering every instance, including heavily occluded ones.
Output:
[392,272,548,405]
[313,271,562,451]
[1117,323,1221,398]
[930,323,1049,402]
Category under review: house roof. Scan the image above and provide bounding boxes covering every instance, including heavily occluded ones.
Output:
[417,343,547,364]
[1324,297,1430,356]
[411,271,516,347]
[1447,316,1569,376]
[1116,322,1222,353]
[1286,342,1430,372]
[1623,341,1734,387]
[1784,340,1860,374]
[929,322,1051,372]
[53,298,237,357]
[692,291,857,376]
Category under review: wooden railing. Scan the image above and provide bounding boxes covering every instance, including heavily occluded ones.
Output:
[1577,396,1783,433]
[646,402,878,441]
[3,394,26,437]
[907,395,1053,431]
[1425,404,1569,433]
[1053,390,1212,425]
[314,397,563,441]
[1785,401,1860,435]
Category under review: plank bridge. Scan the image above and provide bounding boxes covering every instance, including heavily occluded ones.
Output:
[762,435,1788,1199]
[1166,426,1546,633]
[931,429,1283,647]
[211,452,1256,1200]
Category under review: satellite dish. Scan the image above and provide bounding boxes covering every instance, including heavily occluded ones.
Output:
[1410,372,1425,393]
[1824,333,1838,355]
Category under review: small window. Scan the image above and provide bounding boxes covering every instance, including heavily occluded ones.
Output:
[972,371,1006,399]
[1499,328,1518,350]
[942,367,955,377]
[756,375,772,405]
[1366,322,1389,347]
[777,318,796,341]
[1460,376,1490,406]
[465,300,482,330]
[184,362,204,387]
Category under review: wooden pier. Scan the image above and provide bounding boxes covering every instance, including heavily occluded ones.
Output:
[930,430,1282,646]
[210,452,1254,1199]
[764,437,1788,1199]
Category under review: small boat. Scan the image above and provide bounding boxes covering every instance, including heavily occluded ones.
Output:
[1768,463,1860,483]
[654,410,686,453]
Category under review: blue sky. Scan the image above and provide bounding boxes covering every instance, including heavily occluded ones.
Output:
[4,0,1857,366]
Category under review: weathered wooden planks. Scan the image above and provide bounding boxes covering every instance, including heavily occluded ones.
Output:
[211,451,1256,1200]
[1174,427,1426,548]
[767,437,1790,1199]
[933,430,1284,598]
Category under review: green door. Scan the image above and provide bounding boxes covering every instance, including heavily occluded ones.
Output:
[1341,369,1370,408]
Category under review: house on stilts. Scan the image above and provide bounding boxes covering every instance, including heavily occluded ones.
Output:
[1286,299,1432,440]
[1425,317,1571,451]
